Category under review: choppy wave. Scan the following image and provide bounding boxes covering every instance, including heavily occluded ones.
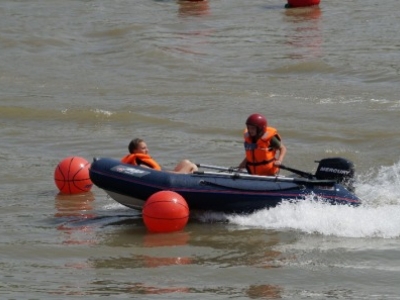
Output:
[223,160,400,239]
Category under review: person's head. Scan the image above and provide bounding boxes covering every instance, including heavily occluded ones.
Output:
[246,113,267,138]
[128,138,148,154]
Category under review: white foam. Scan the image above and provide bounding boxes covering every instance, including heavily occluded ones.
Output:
[91,108,114,117]
[228,160,400,238]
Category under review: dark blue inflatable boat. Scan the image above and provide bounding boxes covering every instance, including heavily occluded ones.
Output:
[89,157,361,213]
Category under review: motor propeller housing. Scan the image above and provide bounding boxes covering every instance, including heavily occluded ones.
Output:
[315,157,355,192]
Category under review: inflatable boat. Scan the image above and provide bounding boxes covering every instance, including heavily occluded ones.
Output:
[89,157,361,213]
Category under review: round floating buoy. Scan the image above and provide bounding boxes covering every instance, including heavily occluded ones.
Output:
[142,191,189,233]
[54,156,93,194]
[178,0,210,17]
[286,0,320,8]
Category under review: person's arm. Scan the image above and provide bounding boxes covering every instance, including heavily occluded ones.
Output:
[274,142,286,166]
[238,157,247,169]
[269,136,286,166]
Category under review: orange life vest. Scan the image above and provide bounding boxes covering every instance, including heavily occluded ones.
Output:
[243,126,281,176]
[121,153,162,171]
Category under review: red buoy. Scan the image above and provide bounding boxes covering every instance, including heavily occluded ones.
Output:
[142,191,189,233]
[178,0,210,17]
[54,156,93,194]
[286,0,320,8]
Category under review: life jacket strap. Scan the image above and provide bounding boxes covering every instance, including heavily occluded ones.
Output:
[246,158,275,166]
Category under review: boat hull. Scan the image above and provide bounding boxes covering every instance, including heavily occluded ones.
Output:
[89,158,361,213]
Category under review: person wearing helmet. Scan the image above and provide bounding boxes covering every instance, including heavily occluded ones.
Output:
[122,138,198,173]
[237,113,287,176]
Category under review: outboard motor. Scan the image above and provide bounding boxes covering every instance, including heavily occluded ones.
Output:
[315,157,355,192]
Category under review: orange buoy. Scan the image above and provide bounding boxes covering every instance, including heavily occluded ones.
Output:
[142,191,189,233]
[54,156,93,194]
[286,0,320,8]
[178,0,210,17]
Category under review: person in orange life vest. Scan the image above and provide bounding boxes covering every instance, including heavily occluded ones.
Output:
[121,138,198,174]
[237,113,287,176]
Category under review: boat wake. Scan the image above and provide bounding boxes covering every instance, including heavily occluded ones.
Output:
[212,160,400,238]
